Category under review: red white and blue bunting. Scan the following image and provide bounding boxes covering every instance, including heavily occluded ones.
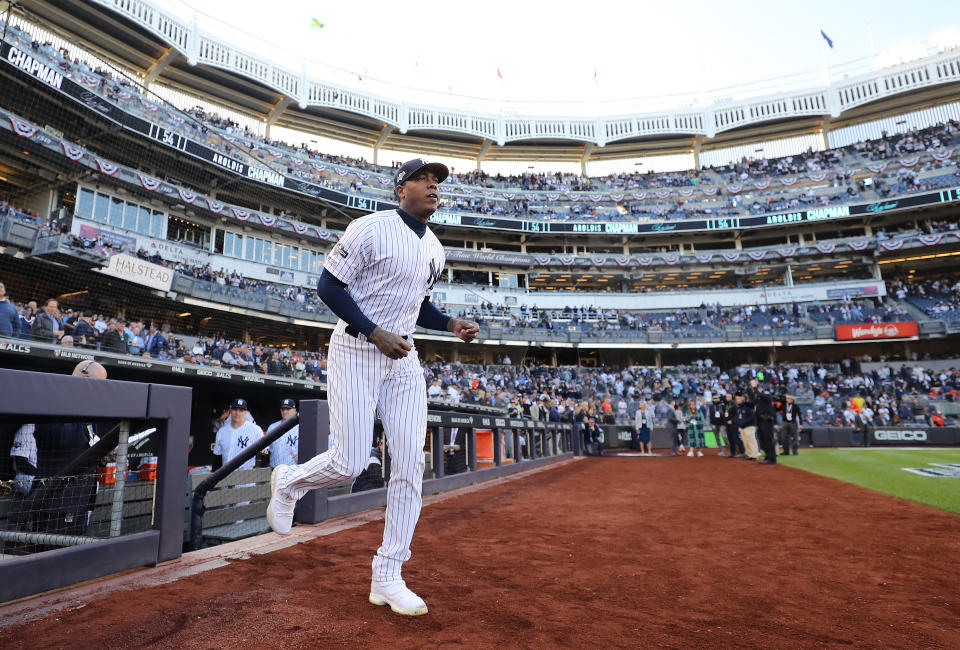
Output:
[848,240,870,251]
[815,243,836,254]
[808,172,827,182]
[702,187,718,196]
[753,180,770,190]
[678,188,694,197]
[312,163,326,172]
[918,234,944,246]
[9,116,37,138]
[695,254,714,263]
[95,159,119,176]
[78,73,100,90]
[610,193,624,202]
[632,192,647,200]
[535,256,552,266]
[258,214,277,227]
[559,256,576,266]
[931,150,953,162]
[377,176,392,186]
[292,223,309,235]
[176,187,197,204]
[205,199,224,214]
[232,208,252,221]
[878,239,904,251]
[502,193,516,200]
[638,257,654,266]
[898,156,920,168]
[138,174,162,191]
[61,142,85,161]
[591,257,607,267]
[662,255,681,265]
[615,257,632,266]
[722,252,741,262]
[747,250,767,261]
[777,247,797,258]
[316,229,332,240]
[589,194,603,202]
[335,167,349,176]
[866,162,887,173]
[780,177,797,186]
[726,184,743,194]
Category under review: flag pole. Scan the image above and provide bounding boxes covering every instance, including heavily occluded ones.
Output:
[818,25,830,86]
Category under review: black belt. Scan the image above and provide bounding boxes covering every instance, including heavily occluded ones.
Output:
[344,326,410,341]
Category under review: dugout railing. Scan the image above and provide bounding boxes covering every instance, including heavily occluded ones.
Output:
[188,401,575,549]
[0,368,191,603]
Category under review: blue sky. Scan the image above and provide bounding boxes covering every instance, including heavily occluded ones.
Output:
[168,0,960,113]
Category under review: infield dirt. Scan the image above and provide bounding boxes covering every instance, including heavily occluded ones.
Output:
[2,456,959,648]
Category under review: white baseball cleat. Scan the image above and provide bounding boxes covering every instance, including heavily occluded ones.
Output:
[369,579,428,616]
[266,464,296,535]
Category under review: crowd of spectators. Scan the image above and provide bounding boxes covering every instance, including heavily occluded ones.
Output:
[6,19,960,230]
[1,270,957,427]
[891,274,960,322]
[0,281,327,381]
[421,359,958,429]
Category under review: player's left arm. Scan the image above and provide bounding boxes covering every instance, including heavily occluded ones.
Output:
[417,297,479,343]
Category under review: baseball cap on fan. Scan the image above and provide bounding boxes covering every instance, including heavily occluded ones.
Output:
[394,158,449,189]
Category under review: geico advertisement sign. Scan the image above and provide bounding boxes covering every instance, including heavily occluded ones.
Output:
[835,321,919,340]
[873,429,928,442]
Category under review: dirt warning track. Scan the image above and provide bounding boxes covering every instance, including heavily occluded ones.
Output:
[2,456,959,649]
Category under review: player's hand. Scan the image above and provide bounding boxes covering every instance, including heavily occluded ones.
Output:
[368,326,413,359]
[449,318,479,343]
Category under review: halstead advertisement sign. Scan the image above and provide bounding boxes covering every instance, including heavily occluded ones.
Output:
[99,253,173,292]
[835,321,919,341]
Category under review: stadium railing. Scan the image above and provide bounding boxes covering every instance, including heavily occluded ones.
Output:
[0,367,191,603]
[187,400,575,550]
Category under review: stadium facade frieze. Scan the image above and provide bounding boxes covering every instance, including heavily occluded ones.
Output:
[6,43,960,246]
[86,0,960,145]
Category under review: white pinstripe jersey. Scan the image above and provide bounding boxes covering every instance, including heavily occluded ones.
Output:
[324,209,445,336]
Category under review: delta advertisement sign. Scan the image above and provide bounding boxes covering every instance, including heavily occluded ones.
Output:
[835,321,919,341]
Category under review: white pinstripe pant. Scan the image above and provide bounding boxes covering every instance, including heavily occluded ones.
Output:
[281,330,427,583]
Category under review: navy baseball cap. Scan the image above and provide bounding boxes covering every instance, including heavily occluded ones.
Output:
[230,397,249,410]
[394,158,449,188]
[280,398,296,409]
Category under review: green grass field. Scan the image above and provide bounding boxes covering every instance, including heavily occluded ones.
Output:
[779,448,960,515]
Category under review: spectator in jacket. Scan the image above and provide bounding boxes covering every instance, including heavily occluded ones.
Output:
[71,311,96,347]
[709,394,727,456]
[633,400,654,454]
[665,398,681,455]
[142,322,166,357]
[779,394,801,456]
[31,298,64,343]
[756,390,779,465]
[0,281,20,338]
[100,318,127,354]
[735,392,759,461]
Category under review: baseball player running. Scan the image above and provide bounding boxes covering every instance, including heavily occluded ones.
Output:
[266,158,480,616]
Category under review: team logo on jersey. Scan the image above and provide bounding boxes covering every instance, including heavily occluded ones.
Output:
[331,242,348,258]
[287,435,298,448]
[237,435,249,449]
[427,258,443,291]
